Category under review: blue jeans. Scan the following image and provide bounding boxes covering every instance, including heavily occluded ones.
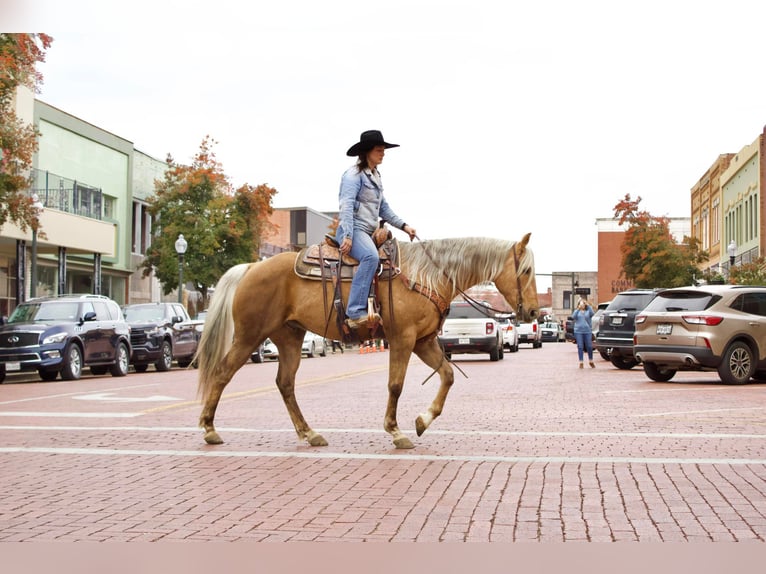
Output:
[575,332,593,361]
[346,228,378,319]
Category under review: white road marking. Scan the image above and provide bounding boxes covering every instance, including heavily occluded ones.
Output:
[1,425,765,440]
[0,412,140,418]
[0,445,763,465]
[72,392,181,403]
[0,383,163,405]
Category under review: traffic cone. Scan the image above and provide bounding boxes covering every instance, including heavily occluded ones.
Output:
[379,340,385,352]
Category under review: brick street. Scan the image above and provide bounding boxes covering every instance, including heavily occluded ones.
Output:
[1,341,765,542]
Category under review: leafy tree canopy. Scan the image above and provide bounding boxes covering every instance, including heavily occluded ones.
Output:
[0,33,52,231]
[614,194,707,288]
[141,136,277,304]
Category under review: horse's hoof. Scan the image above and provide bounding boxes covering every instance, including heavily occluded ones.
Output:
[204,430,224,445]
[308,433,328,447]
[415,416,427,436]
[394,436,415,449]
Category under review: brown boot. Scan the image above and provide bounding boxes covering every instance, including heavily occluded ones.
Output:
[579,362,583,369]
[346,313,381,330]
[589,361,596,368]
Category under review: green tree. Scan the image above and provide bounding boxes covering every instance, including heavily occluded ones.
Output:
[141,137,277,305]
[0,33,53,231]
[730,257,766,286]
[614,194,707,288]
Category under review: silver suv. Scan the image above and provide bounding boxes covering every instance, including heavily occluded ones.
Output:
[634,284,766,384]
[438,300,504,361]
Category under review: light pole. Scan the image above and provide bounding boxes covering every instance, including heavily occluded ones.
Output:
[175,234,188,303]
[727,240,737,269]
[29,194,45,298]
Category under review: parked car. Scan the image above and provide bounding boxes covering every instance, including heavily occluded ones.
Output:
[438,300,504,361]
[540,321,564,342]
[254,338,278,362]
[123,302,199,371]
[497,316,519,353]
[302,331,328,358]
[516,321,543,348]
[0,294,131,383]
[591,301,610,356]
[634,285,766,384]
[595,289,664,369]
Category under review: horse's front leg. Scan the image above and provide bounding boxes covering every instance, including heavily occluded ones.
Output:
[412,335,454,437]
[384,343,416,449]
[273,332,328,447]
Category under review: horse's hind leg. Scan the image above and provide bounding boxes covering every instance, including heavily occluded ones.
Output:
[412,336,454,437]
[272,330,328,447]
[199,340,253,445]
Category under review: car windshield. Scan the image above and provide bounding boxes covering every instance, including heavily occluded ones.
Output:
[643,291,718,313]
[8,301,80,323]
[124,306,164,322]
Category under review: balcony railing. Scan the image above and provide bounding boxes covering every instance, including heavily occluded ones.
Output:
[30,168,103,221]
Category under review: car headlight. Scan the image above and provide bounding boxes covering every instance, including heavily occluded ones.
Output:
[42,332,68,345]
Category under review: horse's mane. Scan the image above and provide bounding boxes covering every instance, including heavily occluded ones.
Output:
[399,237,532,295]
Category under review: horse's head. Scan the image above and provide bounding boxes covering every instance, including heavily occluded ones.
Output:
[495,232,540,323]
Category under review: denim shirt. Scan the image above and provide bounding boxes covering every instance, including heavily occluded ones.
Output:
[572,306,594,334]
[336,165,406,241]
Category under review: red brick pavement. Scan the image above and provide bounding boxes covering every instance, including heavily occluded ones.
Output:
[1,342,766,542]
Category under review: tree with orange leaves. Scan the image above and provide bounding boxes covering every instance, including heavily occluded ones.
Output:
[614,194,706,288]
[0,33,53,230]
[141,136,277,306]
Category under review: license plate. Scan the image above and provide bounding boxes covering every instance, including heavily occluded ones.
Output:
[459,338,470,345]
[611,317,623,326]
[5,361,21,371]
[656,324,672,335]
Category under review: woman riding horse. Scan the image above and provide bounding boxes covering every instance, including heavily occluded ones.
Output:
[196,234,539,449]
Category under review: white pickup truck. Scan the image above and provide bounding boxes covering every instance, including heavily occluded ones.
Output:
[438,300,505,361]
[516,320,543,348]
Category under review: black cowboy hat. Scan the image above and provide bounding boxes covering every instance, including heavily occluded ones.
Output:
[346,130,400,156]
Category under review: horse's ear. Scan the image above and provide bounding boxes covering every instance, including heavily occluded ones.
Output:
[519,232,531,249]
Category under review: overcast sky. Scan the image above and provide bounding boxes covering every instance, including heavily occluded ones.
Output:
[6,0,766,290]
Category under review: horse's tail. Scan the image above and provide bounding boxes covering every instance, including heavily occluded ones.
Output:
[196,262,251,402]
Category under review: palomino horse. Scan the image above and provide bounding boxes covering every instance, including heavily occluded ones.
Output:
[197,234,539,449]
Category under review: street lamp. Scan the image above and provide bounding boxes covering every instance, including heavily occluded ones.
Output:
[727,240,737,268]
[29,194,45,298]
[175,234,188,303]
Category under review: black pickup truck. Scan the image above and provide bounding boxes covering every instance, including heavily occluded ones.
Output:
[122,302,199,371]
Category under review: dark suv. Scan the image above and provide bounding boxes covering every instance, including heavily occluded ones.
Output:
[595,289,663,369]
[122,302,198,371]
[0,294,131,383]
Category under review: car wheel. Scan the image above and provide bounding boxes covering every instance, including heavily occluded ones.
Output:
[444,351,452,360]
[307,342,316,358]
[134,364,149,373]
[90,366,108,376]
[489,346,499,361]
[0,370,5,384]
[155,340,172,371]
[599,349,611,361]
[319,341,327,357]
[177,358,192,368]
[498,341,504,360]
[718,341,755,384]
[610,354,638,370]
[110,342,130,377]
[38,369,58,382]
[643,362,676,382]
[60,344,83,380]
[251,351,263,364]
